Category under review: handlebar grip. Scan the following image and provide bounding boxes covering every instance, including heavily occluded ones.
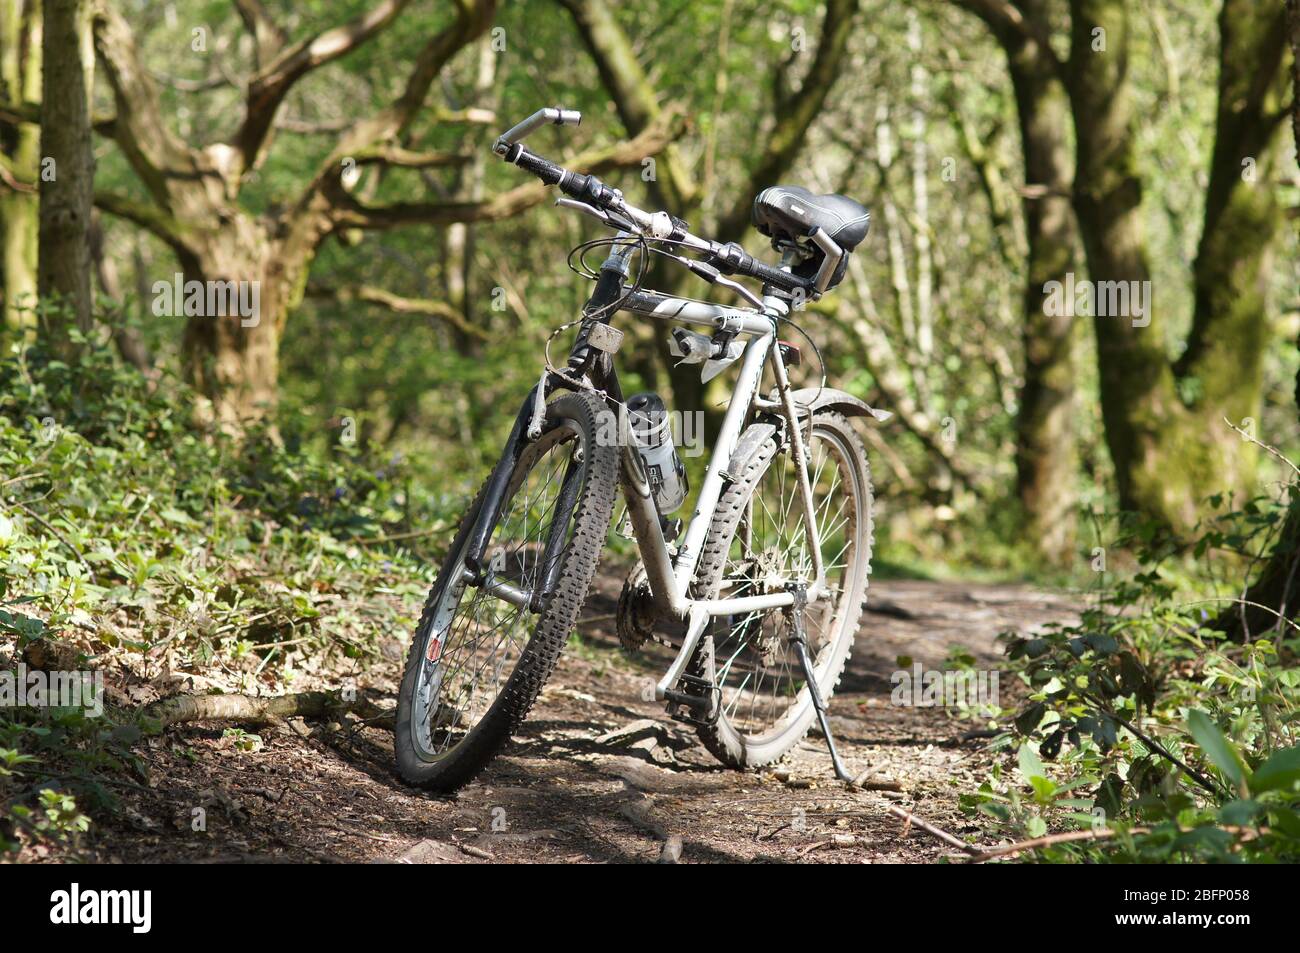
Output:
[712,241,806,293]
[742,258,804,292]
[508,146,622,212]
[510,146,565,186]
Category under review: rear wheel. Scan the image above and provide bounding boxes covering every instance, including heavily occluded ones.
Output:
[689,412,873,768]
[395,391,618,791]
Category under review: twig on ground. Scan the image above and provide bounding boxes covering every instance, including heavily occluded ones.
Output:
[850,770,906,792]
[882,803,981,856]
[757,822,792,841]
[796,840,831,858]
[967,826,1150,863]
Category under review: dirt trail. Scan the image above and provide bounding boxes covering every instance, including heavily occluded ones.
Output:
[76,577,1078,864]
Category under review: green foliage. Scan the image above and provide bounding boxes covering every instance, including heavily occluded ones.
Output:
[0,342,464,848]
[973,503,1300,862]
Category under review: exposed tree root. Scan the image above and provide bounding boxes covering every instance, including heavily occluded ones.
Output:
[142,690,392,729]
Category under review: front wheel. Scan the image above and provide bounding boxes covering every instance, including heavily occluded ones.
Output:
[395,390,618,792]
[688,411,873,768]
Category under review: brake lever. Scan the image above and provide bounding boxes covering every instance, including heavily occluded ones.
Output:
[554,196,634,231]
[668,253,764,309]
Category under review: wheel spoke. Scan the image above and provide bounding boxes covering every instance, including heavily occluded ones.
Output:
[705,424,866,743]
[408,424,590,762]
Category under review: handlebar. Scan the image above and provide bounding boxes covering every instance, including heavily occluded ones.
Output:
[492,108,811,298]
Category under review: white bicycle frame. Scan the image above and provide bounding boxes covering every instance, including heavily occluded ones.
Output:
[484,107,840,703]
[475,289,828,702]
[612,285,829,702]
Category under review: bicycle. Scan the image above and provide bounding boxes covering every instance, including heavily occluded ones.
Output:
[395,107,888,792]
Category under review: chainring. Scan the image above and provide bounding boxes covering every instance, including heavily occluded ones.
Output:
[616,561,661,652]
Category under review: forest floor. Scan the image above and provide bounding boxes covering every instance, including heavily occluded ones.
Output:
[33,574,1080,864]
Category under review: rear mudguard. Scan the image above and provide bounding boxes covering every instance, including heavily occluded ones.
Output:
[721,387,890,481]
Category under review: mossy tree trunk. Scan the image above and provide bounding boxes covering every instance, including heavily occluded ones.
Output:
[37,0,95,351]
[1011,50,1078,565]
[1067,0,1289,534]
[0,0,41,340]
[1216,0,1300,642]
[955,0,1081,564]
[1175,0,1291,480]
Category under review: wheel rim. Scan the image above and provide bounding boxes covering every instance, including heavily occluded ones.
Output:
[410,424,585,763]
[709,426,863,745]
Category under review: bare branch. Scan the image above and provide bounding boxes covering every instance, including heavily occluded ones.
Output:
[274,115,353,135]
[556,0,696,210]
[232,0,288,67]
[148,68,235,93]
[0,99,115,136]
[282,0,497,234]
[234,0,415,175]
[432,106,497,125]
[328,108,685,231]
[715,0,861,242]
[330,0,499,160]
[966,826,1149,863]
[93,189,193,257]
[352,146,472,169]
[307,284,488,339]
[0,152,36,193]
[92,0,205,206]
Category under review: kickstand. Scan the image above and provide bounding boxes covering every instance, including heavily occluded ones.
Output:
[787,584,853,783]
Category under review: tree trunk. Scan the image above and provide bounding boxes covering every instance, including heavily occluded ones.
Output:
[1175,0,1289,479]
[1,0,41,339]
[1215,0,1300,642]
[1067,0,1288,534]
[1067,0,1185,526]
[1005,4,1079,565]
[37,0,94,349]
[178,212,320,428]
[88,211,152,370]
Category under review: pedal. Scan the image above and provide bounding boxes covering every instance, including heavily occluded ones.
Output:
[787,583,854,783]
[664,674,721,727]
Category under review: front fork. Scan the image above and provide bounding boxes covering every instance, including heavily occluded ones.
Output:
[462,250,630,595]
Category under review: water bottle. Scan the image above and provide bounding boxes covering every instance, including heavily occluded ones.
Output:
[626,392,688,514]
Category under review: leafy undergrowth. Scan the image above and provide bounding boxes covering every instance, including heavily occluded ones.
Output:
[0,344,452,857]
[968,504,1300,862]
